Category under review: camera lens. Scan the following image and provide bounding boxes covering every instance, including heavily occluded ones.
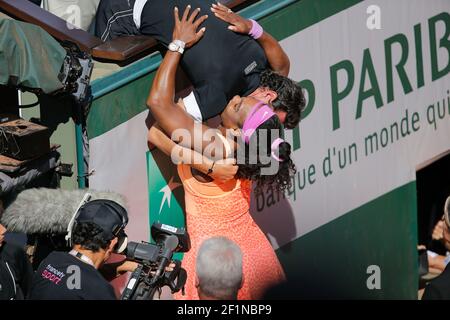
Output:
[125,242,159,263]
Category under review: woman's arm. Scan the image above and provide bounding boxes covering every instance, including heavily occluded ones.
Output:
[148,125,238,182]
[147,6,229,157]
[211,3,290,76]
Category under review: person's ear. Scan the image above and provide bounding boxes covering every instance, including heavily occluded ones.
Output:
[265,89,278,104]
[249,88,277,104]
[109,238,118,252]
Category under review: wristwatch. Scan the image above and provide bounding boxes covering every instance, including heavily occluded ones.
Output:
[168,39,186,54]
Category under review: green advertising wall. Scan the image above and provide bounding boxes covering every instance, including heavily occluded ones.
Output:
[276,182,418,299]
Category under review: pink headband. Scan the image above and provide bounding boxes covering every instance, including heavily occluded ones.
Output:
[271,138,285,162]
[242,102,275,144]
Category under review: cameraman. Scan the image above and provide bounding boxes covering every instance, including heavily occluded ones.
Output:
[28,199,137,300]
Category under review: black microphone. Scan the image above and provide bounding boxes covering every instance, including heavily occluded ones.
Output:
[154,235,179,279]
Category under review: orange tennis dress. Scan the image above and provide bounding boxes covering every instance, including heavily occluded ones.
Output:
[174,164,285,300]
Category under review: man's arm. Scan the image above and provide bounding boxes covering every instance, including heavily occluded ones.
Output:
[211,3,290,76]
[100,259,139,281]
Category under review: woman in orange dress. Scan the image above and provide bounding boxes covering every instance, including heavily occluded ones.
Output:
[149,122,290,299]
[174,164,285,300]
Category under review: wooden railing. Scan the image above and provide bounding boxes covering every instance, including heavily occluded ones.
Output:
[0,0,258,65]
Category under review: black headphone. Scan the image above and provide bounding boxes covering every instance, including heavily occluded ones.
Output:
[93,200,128,254]
[66,194,129,253]
[94,200,128,238]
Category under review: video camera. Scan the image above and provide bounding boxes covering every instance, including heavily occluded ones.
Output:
[121,222,191,300]
[0,19,93,105]
[58,41,93,104]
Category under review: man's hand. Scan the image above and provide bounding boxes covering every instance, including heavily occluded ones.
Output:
[0,224,6,247]
[173,6,208,49]
[119,260,139,274]
[210,158,238,183]
[211,2,252,34]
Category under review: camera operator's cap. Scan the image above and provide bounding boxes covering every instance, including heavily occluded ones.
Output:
[76,199,128,243]
[444,196,450,228]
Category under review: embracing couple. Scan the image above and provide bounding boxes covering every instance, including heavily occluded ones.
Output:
[95,0,305,300]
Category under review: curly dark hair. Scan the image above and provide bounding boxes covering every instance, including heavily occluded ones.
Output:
[235,115,296,192]
[259,69,306,129]
[72,222,111,252]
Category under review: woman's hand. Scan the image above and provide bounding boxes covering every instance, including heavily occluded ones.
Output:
[211,2,252,34]
[172,6,208,49]
[210,158,238,183]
